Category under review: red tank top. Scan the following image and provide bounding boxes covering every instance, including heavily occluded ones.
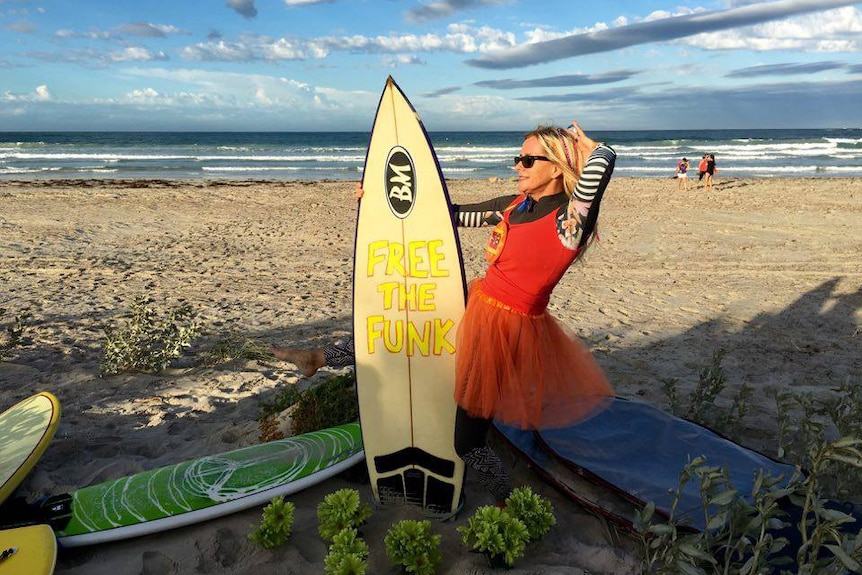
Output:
[482,197,579,315]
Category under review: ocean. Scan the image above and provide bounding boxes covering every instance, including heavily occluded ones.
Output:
[1,128,860,181]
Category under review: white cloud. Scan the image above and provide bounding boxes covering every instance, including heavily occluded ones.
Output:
[2,84,52,102]
[125,87,162,103]
[381,54,426,68]
[261,38,307,60]
[467,0,861,69]
[35,84,51,101]
[116,86,232,107]
[177,24,519,63]
[113,67,369,114]
[254,86,272,105]
[683,6,862,52]
[522,22,608,45]
[54,22,188,41]
[54,29,113,40]
[180,40,257,61]
[110,47,169,62]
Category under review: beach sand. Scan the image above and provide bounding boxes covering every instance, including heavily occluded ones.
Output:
[1,176,860,574]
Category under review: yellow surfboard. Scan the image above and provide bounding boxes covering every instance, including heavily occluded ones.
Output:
[0,525,57,575]
[353,77,466,515]
[0,392,61,505]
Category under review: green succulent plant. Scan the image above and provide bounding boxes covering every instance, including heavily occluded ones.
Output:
[384,519,442,575]
[505,486,556,542]
[323,527,368,575]
[458,505,530,568]
[248,496,295,549]
[317,488,373,542]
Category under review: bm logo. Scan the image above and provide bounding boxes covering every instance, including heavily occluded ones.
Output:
[385,146,416,219]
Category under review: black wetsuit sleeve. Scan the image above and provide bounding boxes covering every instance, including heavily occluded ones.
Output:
[452,195,519,227]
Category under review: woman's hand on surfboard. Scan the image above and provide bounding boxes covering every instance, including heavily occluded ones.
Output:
[355,182,364,202]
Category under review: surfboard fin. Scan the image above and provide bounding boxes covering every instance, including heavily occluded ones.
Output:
[0,493,72,532]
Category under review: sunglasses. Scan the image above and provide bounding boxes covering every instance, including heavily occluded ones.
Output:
[513,155,551,169]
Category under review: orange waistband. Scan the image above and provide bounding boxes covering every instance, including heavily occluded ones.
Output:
[473,281,544,319]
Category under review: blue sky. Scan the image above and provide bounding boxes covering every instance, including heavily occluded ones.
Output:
[1,0,860,131]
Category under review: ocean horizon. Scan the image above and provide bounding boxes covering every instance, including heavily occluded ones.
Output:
[1,128,860,181]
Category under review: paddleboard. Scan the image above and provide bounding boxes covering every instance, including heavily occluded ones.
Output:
[0,392,61,506]
[496,397,797,532]
[7,423,363,547]
[0,525,56,575]
[353,76,466,515]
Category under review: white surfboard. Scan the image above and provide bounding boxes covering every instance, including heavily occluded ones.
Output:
[353,76,466,515]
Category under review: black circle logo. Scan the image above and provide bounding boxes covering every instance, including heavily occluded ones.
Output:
[385,147,416,219]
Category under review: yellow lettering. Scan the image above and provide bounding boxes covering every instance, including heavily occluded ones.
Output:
[433,318,456,355]
[407,241,428,278]
[383,318,404,353]
[366,316,456,357]
[407,321,430,357]
[377,282,399,310]
[427,240,449,278]
[367,240,388,277]
[417,283,437,311]
[398,283,417,310]
[366,315,384,354]
[386,242,406,276]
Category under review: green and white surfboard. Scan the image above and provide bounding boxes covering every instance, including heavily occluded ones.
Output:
[34,423,362,547]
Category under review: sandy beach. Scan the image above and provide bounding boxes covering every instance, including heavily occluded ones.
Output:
[1,175,860,574]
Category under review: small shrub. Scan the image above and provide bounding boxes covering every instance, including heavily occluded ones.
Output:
[100,296,200,376]
[635,438,862,575]
[259,373,358,437]
[248,495,295,549]
[663,349,751,433]
[773,381,862,499]
[504,486,556,542]
[458,505,530,568]
[259,384,302,419]
[258,416,285,443]
[0,310,30,361]
[384,519,442,575]
[324,527,368,575]
[291,373,359,435]
[198,334,274,367]
[317,488,372,542]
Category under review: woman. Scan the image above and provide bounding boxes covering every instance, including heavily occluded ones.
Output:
[705,154,717,190]
[272,122,617,503]
[676,157,690,190]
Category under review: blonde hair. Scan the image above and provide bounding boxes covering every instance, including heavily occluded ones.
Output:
[524,125,582,197]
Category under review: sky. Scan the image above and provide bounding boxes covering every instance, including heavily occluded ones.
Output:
[1,0,860,131]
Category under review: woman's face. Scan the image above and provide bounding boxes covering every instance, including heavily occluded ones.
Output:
[515,135,562,199]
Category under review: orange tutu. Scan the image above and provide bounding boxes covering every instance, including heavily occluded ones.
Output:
[454,280,614,430]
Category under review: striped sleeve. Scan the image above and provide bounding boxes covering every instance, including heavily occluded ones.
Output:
[455,209,495,228]
[574,143,616,202]
[452,195,516,228]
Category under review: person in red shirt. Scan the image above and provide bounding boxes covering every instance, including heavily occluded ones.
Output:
[697,154,709,186]
[272,123,617,504]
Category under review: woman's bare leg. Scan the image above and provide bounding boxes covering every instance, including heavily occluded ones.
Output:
[269,345,325,378]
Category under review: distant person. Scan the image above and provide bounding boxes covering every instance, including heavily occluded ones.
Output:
[705,154,717,190]
[676,157,690,190]
[697,154,708,184]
